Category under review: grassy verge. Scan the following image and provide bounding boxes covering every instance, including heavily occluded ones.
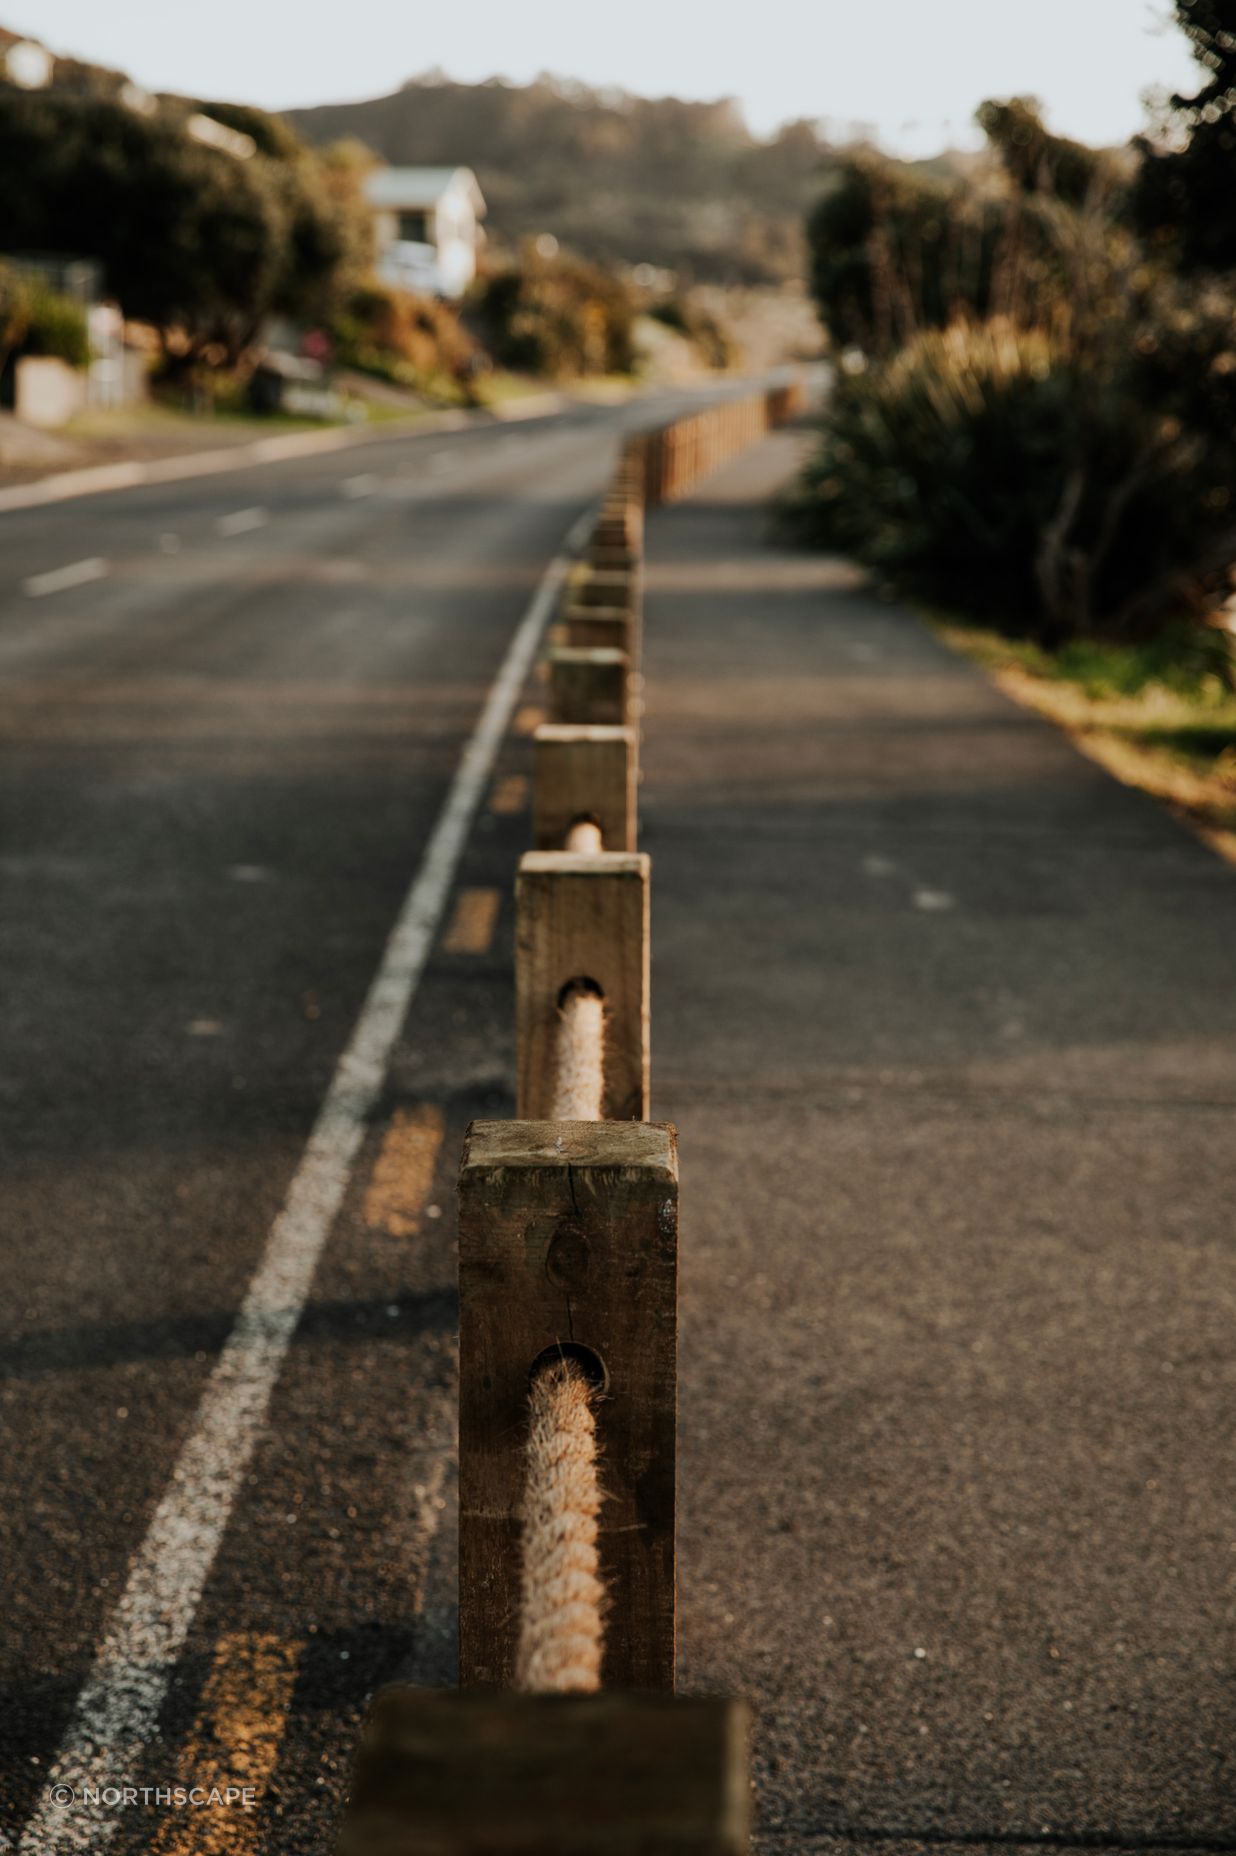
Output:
[62,401,337,442]
[931,617,1236,860]
[479,371,563,407]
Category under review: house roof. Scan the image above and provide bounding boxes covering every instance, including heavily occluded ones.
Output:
[364,166,485,215]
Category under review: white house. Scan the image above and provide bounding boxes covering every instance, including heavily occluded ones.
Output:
[364,167,486,300]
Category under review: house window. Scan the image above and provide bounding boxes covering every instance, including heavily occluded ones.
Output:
[398,210,431,244]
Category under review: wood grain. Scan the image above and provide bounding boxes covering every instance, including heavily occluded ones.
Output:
[339,1689,748,1855]
[562,606,631,653]
[548,646,630,727]
[515,849,649,1120]
[533,724,637,852]
[458,1120,678,1692]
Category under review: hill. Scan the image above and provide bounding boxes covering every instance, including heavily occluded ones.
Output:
[286,73,839,285]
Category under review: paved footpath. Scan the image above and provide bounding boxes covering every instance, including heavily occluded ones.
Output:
[640,430,1236,1854]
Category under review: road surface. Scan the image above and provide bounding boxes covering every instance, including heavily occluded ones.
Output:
[5,404,1233,1856]
[0,389,717,1854]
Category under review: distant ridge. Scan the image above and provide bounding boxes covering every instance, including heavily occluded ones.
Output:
[285,72,839,284]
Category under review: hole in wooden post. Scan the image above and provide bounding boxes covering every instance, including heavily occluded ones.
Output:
[557,975,603,1009]
[529,1341,609,1396]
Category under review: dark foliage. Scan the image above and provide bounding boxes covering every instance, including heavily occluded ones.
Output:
[806,155,1019,355]
[796,61,1236,649]
[473,252,636,378]
[977,98,1113,206]
[1132,0,1236,273]
[0,83,368,366]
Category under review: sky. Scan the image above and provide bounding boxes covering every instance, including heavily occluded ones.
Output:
[6,0,1202,156]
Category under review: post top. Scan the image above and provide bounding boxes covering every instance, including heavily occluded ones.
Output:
[547,646,629,666]
[534,723,635,744]
[518,849,648,877]
[462,1119,677,1181]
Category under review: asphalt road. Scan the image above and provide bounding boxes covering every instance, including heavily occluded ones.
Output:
[0,387,724,1855]
[642,434,1236,1853]
[5,404,1233,1856]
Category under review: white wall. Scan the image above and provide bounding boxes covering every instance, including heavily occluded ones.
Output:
[15,357,86,428]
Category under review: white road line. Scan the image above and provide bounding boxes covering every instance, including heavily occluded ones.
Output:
[341,473,378,499]
[913,888,956,912]
[21,557,108,598]
[17,505,590,1856]
[215,506,268,537]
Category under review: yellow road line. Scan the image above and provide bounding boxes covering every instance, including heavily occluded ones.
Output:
[441,886,501,955]
[151,1633,299,1854]
[489,773,529,815]
[363,1102,446,1237]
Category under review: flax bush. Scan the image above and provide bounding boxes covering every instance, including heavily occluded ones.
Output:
[793,309,1236,647]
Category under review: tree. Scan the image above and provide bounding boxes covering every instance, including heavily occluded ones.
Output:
[976,98,1111,207]
[474,250,636,378]
[806,155,1006,354]
[1132,0,1236,272]
[0,85,372,368]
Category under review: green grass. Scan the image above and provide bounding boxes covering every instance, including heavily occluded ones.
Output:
[480,371,561,406]
[936,622,1233,705]
[63,400,343,442]
[1134,720,1236,771]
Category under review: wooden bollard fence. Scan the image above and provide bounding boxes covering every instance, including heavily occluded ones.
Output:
[574,566,641,668]
[533,724,637,851]
[334,388,819,1856]
[340,1690,749,1855]
[563,605,631,654]
[594,514,640,555]
[576,567,636,614]
[515,850,649,1120]
[626,382,805,509]
[588,544,638,577]
[458,1119,677,1690]
[548,645,629,727]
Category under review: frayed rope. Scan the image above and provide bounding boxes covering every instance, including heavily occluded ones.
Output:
[516,1358,605,1692]
[552,985,605,1120]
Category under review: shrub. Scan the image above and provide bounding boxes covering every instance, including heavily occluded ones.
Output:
[22,282,91,368]
[647,295,736,369]
[790,312,1236,646]
[0,266,90,370]
[330,282,476,389]
[807,156,1009,356]
[473,253,636,378]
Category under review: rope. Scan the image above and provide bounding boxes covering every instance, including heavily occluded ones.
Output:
[564,818,603,853]
[552,984,605,1120]
[516,1358,605,1692]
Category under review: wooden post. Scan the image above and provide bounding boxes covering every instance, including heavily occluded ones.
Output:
[548,646,629,727]
[594,515,639,554]
[533,723,636,852]
[338,1690,749,1855]
[572,567,641,668]
[576,569,636,614]
[459,1119,677,1691]
[563,606,630,654]
[588,544,637,576]
[515,849,648,1120]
